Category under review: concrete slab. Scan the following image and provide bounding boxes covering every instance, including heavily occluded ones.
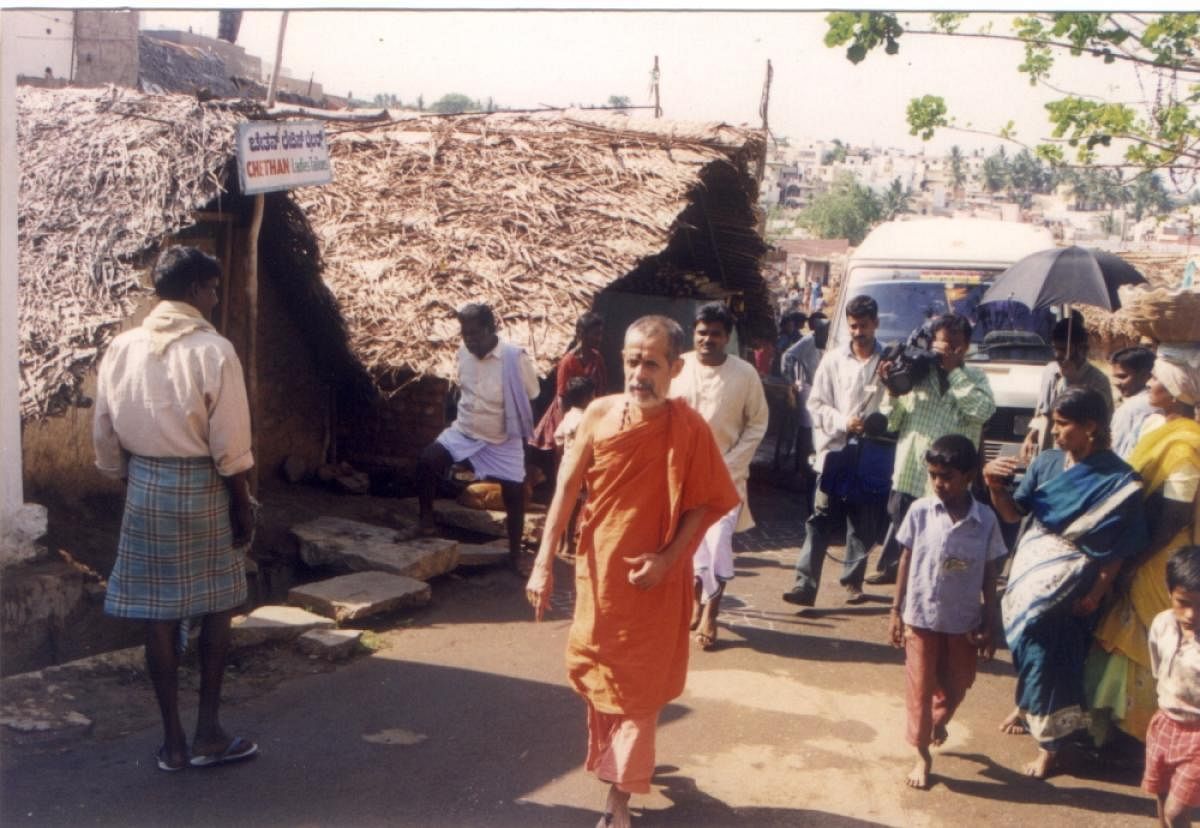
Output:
[290,517,458,581]
[455,539,511,568]
[288,572,431,623]
[231,605,335,648]
[395,497,545,541]
[297,628,362,661]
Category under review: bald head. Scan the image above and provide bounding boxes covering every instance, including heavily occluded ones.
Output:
[625,315,686,362]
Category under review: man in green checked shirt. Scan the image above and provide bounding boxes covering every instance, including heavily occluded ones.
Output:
[868,313,996,585]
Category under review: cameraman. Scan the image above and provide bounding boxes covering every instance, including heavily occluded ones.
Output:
[782,295,887,608]
[868,313,996,585]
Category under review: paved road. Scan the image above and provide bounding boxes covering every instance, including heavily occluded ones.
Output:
[1,484,1155,827]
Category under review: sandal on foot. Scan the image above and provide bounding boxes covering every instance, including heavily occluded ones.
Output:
[189,736,258,768]
[156,745,188,773]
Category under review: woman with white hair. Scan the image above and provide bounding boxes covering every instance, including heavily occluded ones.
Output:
[1088,353,1200,745]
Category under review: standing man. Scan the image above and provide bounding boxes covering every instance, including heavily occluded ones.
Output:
[93,247,258,771]
[869,312,996,585]
[416,303,539,573]
[781,316,829,478]
[1021,312,1113,458]
[1109,345,1158,459]
[526,316,738,828]
[782,295,887,608]
[670,303,769,650]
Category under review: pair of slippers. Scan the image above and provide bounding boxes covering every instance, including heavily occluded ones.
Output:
[156,737,258,772]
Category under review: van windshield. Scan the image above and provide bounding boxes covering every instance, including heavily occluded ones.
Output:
[836,267,1057,363]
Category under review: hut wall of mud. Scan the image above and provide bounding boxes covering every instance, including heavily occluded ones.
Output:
[334,376,450,478]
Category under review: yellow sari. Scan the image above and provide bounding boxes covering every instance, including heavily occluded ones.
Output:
[1088,417,1200,741]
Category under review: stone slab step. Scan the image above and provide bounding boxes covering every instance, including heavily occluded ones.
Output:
[395,497,545,541]
[297,628,362,661]
[289,572,431,623]
[455,539,511,568]
[290,516,458,581]
[231,605,335,648]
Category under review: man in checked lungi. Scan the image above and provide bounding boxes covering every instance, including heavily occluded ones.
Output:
[94,246,258,772]
[416,303,539,573]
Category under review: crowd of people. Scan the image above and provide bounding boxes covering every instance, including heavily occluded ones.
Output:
[92,245,1200,827]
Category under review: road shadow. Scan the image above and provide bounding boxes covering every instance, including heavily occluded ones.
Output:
[645,768,890,826]
[935,751,1154,820]
[1,657,692,828]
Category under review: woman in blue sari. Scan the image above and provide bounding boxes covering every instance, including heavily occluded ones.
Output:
[984,388,1147,778]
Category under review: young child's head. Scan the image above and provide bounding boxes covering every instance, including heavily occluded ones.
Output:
[1167,546,1200,636]
[923,433,977,506]
[562,376,595,412]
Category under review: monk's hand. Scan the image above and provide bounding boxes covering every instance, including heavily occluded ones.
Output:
[525,557,553,622]
[623,553,668,590]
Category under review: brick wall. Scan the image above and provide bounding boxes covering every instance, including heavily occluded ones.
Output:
[336,376,448,476]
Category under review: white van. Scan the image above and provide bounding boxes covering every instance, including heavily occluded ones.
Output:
[828,217,1058,461]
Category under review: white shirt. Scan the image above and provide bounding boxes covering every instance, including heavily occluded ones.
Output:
[670,351,769,531]
[806,340,884,470]
[1150,609,1200,723]
[453,340,539,444]
[93,324,253,478]
[781,334,823,428]
[1112,389,1158,460]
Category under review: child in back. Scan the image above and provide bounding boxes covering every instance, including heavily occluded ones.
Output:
[889,433,1006,789]
[1144,545,1200,828]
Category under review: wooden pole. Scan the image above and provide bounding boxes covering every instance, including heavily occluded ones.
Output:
[652,56,662,119]
[244,11,288,493]
[756,59,773,185]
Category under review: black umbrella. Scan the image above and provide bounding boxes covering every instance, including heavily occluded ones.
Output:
[979,245,1148,311]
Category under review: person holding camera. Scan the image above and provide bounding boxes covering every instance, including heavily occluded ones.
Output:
[782,295,888,608]
[868,313,997,585]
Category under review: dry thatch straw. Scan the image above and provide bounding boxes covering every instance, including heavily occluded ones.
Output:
[17,86,244,420]
[295,110,767,386]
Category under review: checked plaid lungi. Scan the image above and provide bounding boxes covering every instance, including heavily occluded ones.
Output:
[105,456,247,620]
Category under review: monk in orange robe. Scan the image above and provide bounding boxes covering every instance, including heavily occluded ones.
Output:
[527,315,738,828]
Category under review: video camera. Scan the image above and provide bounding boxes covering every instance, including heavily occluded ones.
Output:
[879,324,939,396]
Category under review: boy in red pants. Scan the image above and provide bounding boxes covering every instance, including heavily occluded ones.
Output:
[1145,545,1200,828]
[889,433,1005,789]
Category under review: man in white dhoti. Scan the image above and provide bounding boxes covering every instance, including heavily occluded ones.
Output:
[669,303,768,650]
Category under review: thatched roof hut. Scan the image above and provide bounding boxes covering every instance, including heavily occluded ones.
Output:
[16,86,361,422]
[295,110,771,387]
[16,86,244,420]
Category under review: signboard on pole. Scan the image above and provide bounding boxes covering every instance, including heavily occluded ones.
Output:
[236,120,332,195]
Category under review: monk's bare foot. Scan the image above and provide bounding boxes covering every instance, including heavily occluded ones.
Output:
[600,785,631,828]
[999,707,1029,736]
[931,724,948,747]
[906,750,932,789]
[1024,748,1056,779]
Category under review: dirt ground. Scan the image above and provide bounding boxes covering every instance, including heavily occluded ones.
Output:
[1,474,1159,827]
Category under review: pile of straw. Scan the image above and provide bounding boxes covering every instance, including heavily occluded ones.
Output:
[296,110,766,384]
[17,86,243,420]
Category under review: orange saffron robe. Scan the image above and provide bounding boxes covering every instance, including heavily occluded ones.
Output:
[566,399,739,717]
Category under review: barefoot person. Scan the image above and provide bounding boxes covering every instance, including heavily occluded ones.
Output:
[889,434,1005,789]
[985,388,1147,778]
[670,303,768,650]
[93,247,258,771]
[1142,546,1200,828]
[415,303,539,572]
[526,316,738,828]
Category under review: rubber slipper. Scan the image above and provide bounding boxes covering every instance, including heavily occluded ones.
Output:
[156,746,187,772]
[189,736,258,768]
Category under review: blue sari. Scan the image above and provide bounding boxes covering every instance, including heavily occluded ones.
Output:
[1000,449,1146,750]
